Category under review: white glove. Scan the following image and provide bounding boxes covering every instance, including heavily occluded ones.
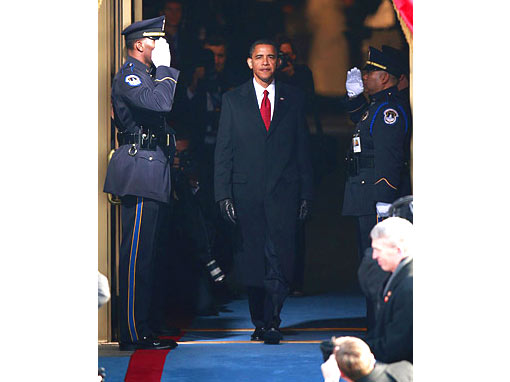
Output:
[346,67,364,98]
[376,202,392,217]
[151,37,171,68]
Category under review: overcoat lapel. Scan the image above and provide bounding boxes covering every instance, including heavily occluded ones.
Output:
[240,80,267,135]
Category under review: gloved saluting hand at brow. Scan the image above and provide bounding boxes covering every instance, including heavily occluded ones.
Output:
[151,37,171,68]
[345,67,364,98]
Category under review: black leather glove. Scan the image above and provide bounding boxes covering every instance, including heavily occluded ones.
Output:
[219,198,237,224]
[298,199,311,221]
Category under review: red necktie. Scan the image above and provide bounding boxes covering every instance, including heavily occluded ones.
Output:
[260,89,271,131]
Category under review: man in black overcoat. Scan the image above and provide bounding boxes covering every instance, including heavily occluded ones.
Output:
[214,39,314,344]
[365,217,413,363]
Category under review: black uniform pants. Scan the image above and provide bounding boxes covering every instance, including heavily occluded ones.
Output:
[247,232,290,329]
[119,196,161,343]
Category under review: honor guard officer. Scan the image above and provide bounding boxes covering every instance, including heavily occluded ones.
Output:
[103,16,180,351]
[342,47,411,261]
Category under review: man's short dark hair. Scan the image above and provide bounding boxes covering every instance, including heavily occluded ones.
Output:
[248,39,278,58]
[275,34,296,55]
[125,38,137,51]
[204,35,227,48]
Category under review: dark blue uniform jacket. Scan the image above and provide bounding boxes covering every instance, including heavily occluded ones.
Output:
[342,86,410,216]
[103,56,180,203]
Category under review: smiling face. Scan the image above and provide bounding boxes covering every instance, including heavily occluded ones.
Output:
[247,44,277,88]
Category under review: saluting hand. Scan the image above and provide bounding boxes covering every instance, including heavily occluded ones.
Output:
[151,37,171,68]
[346,67,364,98]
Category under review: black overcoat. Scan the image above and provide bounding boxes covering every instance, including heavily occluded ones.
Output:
[365,258,413,363]
[214,79,314,287]
[357,362,413,382]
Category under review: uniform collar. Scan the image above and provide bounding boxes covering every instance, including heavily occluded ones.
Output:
[125,55,152,73]
[369,85,399,103]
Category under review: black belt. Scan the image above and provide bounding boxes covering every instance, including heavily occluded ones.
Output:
[346,156,374,177]
[117,130,160,150]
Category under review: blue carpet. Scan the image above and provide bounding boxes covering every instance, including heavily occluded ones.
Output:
[161,343,325,382]
[99,292,365,381]
[98,356,131,382]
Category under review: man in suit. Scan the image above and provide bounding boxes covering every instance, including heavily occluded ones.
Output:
[103,16,180,351]
[321,336,413,382]
[214,39,314,344]
[364,217,413,363]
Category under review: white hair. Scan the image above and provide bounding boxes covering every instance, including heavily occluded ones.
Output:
[370,217,413,255]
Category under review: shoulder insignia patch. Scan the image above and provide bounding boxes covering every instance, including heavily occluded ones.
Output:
[383,108,399,125]
[125,74,142,87]
[361,110,369,121]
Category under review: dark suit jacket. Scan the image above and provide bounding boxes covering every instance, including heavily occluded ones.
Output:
[365,258,413,363]
[214,79,314,287]
[357,361,413,382]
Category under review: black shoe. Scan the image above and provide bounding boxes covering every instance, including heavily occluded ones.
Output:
[119,336,178,351]
[251,327,266,341]
[263,328,282,344]
[152,327,181,337]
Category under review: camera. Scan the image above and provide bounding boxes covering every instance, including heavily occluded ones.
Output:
[320,339,336,361]
[278,51,291,70]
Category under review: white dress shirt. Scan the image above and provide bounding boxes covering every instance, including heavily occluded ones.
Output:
[253,78,275,120]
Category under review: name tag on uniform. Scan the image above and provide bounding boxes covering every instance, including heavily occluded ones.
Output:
[353,136,361,153]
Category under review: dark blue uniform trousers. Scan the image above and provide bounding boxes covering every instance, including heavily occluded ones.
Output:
[119,196,162,344]
[247,232,290,330]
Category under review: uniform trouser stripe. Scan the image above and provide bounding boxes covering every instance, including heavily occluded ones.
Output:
[127,197,144,341]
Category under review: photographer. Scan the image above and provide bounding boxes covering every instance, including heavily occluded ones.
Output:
[170,133,225,315]
[275,36,322,135]
[320,337,413,382]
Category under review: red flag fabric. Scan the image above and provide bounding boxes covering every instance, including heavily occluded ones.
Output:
[392,0,413,35]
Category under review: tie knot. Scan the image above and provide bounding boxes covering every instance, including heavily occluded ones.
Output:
[263,90,269,97]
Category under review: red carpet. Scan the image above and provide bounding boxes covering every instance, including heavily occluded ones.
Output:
[125,348,172,382]
[124,312,192,381]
